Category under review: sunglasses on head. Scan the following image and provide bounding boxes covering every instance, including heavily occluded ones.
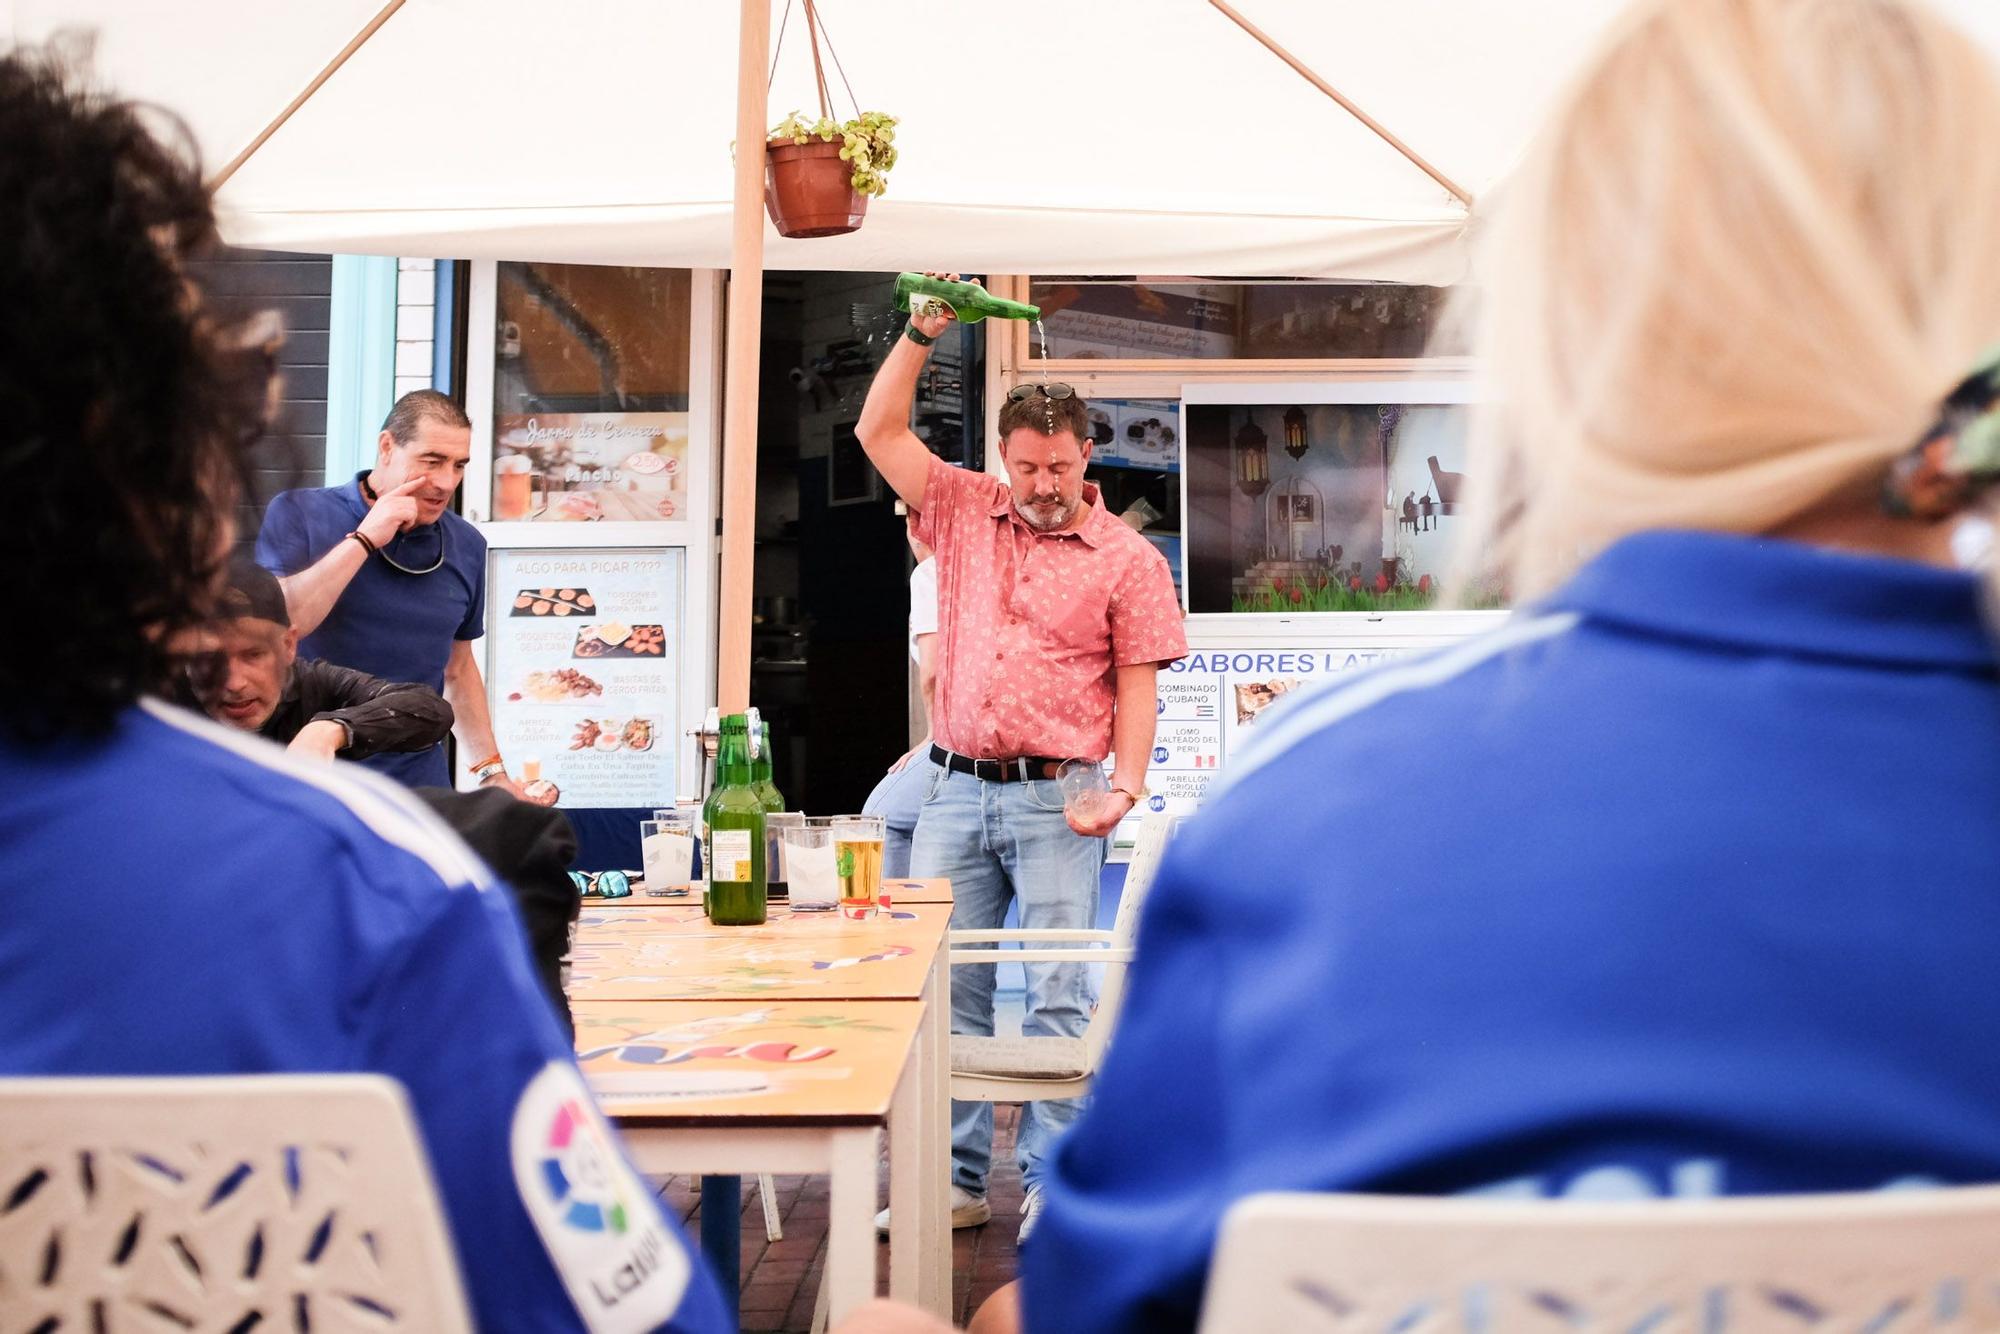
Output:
[1006,383,1076,403]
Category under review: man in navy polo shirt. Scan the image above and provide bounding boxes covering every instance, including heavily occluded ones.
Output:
[258,390,521,793]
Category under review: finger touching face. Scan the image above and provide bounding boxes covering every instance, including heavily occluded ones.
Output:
[378,419,472,522]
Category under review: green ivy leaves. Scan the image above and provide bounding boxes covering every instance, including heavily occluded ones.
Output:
[769,110,901,198]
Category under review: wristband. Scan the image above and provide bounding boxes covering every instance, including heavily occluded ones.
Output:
[903,321,935,348]
[1111,785,1148,804]
[346,530,377,555]
[474,762,507,784]
[466,751,503,775]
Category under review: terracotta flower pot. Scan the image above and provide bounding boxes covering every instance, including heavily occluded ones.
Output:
[764,139,868,239]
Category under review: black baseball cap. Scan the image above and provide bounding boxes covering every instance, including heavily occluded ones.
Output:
[222,553,290,627]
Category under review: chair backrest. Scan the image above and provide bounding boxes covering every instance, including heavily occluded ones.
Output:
[1086,813,1178,1067]
[0,1074,474,1333]
[1198,1187,2000,1332]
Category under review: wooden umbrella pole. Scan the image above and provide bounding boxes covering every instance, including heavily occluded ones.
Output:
[1207,0,1472,208]
[207,0,407,193]
[717,0,773,715]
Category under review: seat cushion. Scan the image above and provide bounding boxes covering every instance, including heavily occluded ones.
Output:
[951,1034,1090,1081]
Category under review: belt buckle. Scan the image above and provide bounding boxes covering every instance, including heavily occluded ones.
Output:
[973,757,1007,782]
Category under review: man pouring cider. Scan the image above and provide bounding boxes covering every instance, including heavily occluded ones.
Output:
[856,273,1186,1242]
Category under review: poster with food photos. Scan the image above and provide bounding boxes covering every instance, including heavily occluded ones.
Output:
[1107,641,1428,843]
[489,548,682,809]
[491,412,689,523]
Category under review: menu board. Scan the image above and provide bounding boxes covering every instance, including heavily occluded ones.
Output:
[489,548,682,808]
[491,412,689,522]
[1112,639,1463,842]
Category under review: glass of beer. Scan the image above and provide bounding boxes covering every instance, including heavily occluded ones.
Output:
[831,815,885,921]
[494,455,534,519]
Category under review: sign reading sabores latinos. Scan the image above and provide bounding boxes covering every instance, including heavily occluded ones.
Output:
[1112,644,1417,841]
[489,549,683,809]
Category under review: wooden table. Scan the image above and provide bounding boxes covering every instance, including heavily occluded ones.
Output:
[577,999,922,1323]
[571,900,953,1322]
[583,876,954,907]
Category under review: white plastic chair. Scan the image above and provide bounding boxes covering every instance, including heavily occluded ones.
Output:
[1198,1186,2000,1331]
[0,1074,473,1332]
[947,813,1177,1103]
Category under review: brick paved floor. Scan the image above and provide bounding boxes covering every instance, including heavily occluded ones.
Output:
[656,1105,1026,1331]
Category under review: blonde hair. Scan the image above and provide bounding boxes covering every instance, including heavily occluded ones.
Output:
[1462,0,2000,599]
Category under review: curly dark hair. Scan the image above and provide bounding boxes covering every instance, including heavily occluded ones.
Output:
[0,40,276,742]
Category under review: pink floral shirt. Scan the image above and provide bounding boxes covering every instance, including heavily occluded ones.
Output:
[913,455,1187,763]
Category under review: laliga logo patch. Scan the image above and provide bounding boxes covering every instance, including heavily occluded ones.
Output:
[538,1096,629,1235]
[513,1063,692,1332]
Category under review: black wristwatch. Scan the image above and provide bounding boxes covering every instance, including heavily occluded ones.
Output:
[904,321,935,347]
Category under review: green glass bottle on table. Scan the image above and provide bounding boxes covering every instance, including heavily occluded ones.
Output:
[893,273,1041,324]
[702,714,767,926]
[752,720,788,896]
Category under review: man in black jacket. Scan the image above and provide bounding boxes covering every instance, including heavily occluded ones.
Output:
[187,554,455,760]
[186,556,580,1030]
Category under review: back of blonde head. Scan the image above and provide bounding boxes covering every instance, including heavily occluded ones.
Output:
[1466,0,2000,598]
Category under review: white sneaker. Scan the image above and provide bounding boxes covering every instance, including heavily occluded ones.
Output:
[1018,1185,1046,1244]
[875,1185,990,1234]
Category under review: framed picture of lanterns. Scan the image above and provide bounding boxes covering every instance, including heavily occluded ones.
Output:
[1177,379,1503,617]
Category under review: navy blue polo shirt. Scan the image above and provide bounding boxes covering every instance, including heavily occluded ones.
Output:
[0,701,729,1332]
[257,473,487,788]
[1026,530,2000,1334]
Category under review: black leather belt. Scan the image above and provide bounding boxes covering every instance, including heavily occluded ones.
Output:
[929,744,1063,783]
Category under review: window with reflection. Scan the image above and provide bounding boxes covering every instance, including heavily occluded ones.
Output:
[1027,279,1452,360]
[492,263,693,522]
[1183,397,1505,613]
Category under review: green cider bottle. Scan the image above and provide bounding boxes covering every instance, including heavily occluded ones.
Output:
[752,720,788,896]
[703,714,767,926]
[894,273,1041,325]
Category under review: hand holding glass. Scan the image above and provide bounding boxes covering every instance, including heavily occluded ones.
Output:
[1058,759,1112,822]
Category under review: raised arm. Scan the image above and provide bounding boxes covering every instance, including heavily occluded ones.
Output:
[278,477,428,635]
[856,274,962,509]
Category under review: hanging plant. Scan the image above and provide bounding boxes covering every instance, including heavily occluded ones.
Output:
[769,110,899,197]
[761,2,897,239]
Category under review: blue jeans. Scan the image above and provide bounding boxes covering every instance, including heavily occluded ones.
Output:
[910,761,1106,1196]
[861,752,930,879]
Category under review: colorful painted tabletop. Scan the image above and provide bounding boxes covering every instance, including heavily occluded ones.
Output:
[575,1000,923,1125]
[583,877,953,906]
[567,903,948,1002]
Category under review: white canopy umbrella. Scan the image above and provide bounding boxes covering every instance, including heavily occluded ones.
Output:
[17,0,1999,713]
[9,0,1646,283]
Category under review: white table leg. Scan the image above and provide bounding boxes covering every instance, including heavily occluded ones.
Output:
[922,961,953,1315]
[825,1126,880,1324]
[888,997,925,1304]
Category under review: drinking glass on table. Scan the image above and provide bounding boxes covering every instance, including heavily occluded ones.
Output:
[766,812,804,899]
[640,813,697,897]
[831,815,885,922]
[782,818,839,912]
[1057,758,1113,822]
